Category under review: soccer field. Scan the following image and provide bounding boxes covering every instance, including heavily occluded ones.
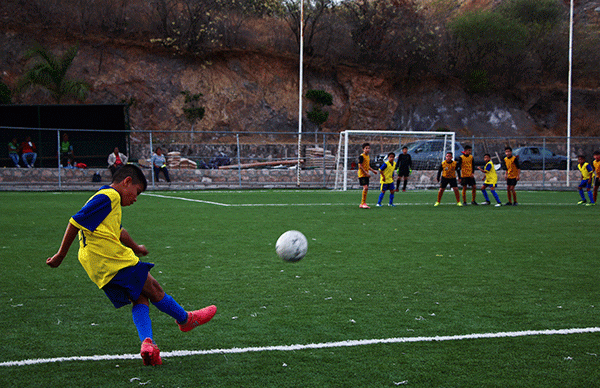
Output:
[0,189,598,387]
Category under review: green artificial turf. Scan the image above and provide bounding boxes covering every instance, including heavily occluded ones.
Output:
[0,189,598,387]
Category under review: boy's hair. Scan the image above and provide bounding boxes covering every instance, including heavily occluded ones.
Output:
[402,146,408,150]
[594,150,600,156]
[388,152,395,158]
[446,151,453,156]
[484,153,491,158]
[362,143,370,149]
[464,145,472,150]
[577,154,585,160]
[112,164,148,191]
[505,146,512,151]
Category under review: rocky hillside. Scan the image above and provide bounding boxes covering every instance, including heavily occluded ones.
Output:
[1,1,600,141]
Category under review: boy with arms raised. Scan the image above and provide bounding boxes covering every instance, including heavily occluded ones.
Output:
[503,147,520,206]
[357,143,378,209]
[577,155,595,206]
[47,165,216,366]
[477,154,502,207]
[377,152,397,207]
[435,151,462,207]
[456,145,477,205]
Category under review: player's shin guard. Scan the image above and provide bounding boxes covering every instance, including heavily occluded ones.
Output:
[132,304,153,342]
[482,189,490,202]
[588,190,594,203]
[389,193,394,205]
[403,179,408,191]
[361,190,367,205]
[152,294,188,324]
[492,190,501,204]
[378,192,385,205]
[579,189,586,201]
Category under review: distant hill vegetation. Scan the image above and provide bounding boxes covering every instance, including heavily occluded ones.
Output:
[1,0,599,92]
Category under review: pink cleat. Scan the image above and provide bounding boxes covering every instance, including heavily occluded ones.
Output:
[141,338,162,366]
[178,305,217,332]
[359,203,370,209]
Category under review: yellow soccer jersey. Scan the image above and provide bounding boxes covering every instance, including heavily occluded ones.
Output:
[379,160,397,184]
[458,154,474,177]
[483,161,498,185]
[504,156,520,179]
[358,153,370,178]
[69,186,139,289]
[579,162,593,180]
[440,160,457,179]
[593,160,600,178]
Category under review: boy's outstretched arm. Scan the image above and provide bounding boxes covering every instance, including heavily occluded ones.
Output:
[120,228,148,256]
[47,223,79,268]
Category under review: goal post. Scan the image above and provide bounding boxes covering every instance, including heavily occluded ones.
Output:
[334,130,456,191]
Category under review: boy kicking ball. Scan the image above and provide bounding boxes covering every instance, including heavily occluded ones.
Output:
[47,165,216,366]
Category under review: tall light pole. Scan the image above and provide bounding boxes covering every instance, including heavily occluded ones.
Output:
[296,0,304,187]
[566,0,573,187]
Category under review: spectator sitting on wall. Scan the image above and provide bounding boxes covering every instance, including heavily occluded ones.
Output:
[151,147,171,183]
[60,133,75,167]
[20,135,37,168]
[8,137,20,167]
[108,147,128,176]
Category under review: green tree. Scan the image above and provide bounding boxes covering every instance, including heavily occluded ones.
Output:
[16,42,89,103]
[305,89,332,143]
[0,80,11,104]
[181,90,205,141]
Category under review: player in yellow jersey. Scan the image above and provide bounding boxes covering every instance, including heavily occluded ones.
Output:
[47,165,217,366]
[357,143,378,209]
[592,150,600,204]
[435,152,462,207]
[456,145,478,205]
[577,155,595,206]
[503,147,520,206]
[477,154,502,207]
[377,152,397,207]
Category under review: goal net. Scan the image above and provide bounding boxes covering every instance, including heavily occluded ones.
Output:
[334,130,457,190]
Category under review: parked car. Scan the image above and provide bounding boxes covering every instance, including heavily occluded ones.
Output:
[374,139,466,170]
[512,147,568,170]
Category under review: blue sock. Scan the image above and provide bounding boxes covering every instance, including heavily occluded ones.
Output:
[389,193,394,205]
[152,294,188,323]
[492,190,501,204]
[132,304,153,342]
[378,192,385,204]
[579,189,586,201]
[588,190,594,203]
[482,189,490,202]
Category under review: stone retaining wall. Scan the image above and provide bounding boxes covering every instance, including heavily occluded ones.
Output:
[0,167,582,191]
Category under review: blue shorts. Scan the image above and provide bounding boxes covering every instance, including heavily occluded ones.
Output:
[381,183,395,192]
[579,179,591,189]
[102,261,154,308]
[482,183,497,189]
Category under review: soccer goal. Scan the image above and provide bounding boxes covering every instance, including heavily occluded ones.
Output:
[334,130,456,190]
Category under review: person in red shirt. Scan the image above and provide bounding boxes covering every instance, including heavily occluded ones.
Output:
[20,135,37,168]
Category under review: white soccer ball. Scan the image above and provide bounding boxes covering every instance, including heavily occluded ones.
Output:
[275,230,308,262]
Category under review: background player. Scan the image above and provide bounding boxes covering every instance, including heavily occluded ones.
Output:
[378,152,397,207]
[477,154,502,207]
[577,155,595,206]
[592,151,600,204]
[456,145,477,205]
[395,146,412,192]
[503,147,520,206]
[358,143,378,209]
[435,151,462,207]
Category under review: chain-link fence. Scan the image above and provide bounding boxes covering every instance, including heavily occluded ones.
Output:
[1,126,599,190]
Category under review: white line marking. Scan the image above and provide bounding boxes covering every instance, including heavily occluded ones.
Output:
[2,327,599,367]
[143,193,230,206]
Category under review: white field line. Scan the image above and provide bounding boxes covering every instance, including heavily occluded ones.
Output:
[2,327,599,367]
[142,193,231,206]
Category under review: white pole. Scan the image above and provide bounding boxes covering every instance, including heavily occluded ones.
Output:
[150,132,154,188]
[343,131,349,191]
[566,0,573,187]
[296,0,304,187]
